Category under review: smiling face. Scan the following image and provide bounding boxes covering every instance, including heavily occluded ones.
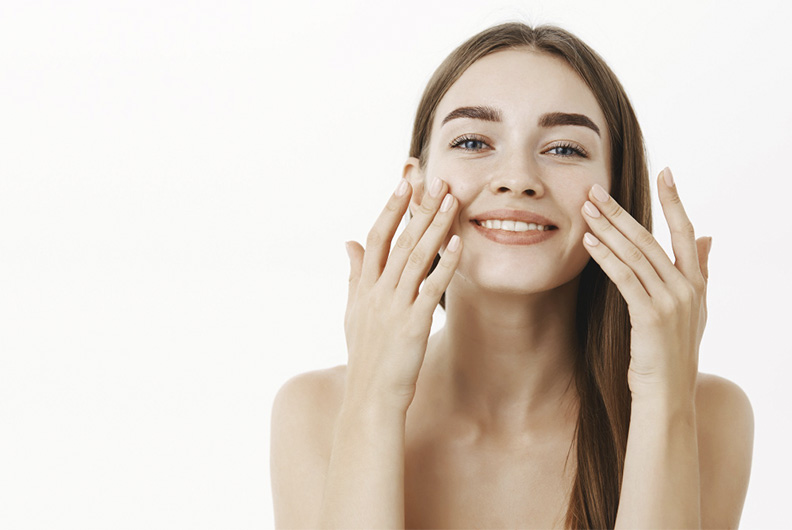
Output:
[406,48,611,295]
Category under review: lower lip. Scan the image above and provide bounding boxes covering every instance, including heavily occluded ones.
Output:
[471,221,559,246]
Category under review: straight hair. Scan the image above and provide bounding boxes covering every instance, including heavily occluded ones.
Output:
[411,22,652,528]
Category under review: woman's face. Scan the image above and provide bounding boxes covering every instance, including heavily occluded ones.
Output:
[406,48,611,295]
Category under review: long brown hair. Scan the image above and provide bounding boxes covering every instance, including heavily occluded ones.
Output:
[412,23,652,528]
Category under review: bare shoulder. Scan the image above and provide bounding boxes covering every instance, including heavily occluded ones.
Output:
[694,371,755,529]
[695,371,754,439]
[271,364,348,458]
[270,365,347,529]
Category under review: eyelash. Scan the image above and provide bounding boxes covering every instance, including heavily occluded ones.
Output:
[449,136,589,159]
[449,134,490,151]
[545,141,589,159]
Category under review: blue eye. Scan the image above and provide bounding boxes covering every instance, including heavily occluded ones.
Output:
[550,146,577,156]
[450,135,490,152]
[546,142,588,158]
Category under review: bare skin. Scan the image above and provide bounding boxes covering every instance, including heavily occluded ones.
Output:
[270,48,754,529]
[403,332,580,529]
[272,364,750,528]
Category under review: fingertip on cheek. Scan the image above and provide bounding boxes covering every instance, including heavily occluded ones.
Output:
[583,232,600,246]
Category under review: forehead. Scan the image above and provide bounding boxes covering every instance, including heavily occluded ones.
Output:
[434,48,606,130]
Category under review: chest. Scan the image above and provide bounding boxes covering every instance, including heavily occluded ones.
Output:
[404,426,577,529]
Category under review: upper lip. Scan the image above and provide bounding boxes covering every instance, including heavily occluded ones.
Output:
[471,209,558,227]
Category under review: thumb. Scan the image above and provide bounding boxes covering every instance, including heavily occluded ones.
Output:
[345,240,365,299]
[696,236,712,281]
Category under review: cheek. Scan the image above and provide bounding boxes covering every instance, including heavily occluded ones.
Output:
[425,161,481,211]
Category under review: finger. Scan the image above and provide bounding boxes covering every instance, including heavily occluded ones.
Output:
[359,178,412,286]
[697,236,712,282]
[413,234,462,321]
[587,184,682,285]
[657,167,701,281]
[582,232,652,310]
[394,193,458,303]
[582,197,668,297]
[379,177,449,287]
[345,240,365,303]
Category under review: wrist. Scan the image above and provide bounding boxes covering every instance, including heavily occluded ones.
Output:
[344,370,416,415]
[341,387,411,420]
[630,392,696,422]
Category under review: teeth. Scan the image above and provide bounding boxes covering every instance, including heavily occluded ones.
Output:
[481,219,552,231]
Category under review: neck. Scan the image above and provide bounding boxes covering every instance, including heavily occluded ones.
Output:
[426,275,582,437]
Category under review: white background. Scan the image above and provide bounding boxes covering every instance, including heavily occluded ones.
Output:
[1,0,790,528]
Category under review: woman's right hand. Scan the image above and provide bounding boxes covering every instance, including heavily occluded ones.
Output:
[343,176,461,411]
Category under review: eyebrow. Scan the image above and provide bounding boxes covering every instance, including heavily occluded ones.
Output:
[539,112,600,136]
[441,105,600,137]
[441,106,502,126]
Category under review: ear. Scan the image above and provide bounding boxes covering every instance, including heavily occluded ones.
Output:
[402,156,426,217]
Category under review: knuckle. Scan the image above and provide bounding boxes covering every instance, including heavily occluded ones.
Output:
[420,278,443,298]
[655,293,678,315]
[437,253,457,272]
[615,265,633,285]
[668,190,683,205]
[408,247,427,268]
[418,200,435,216]
[692,276,707,292]
[676,283,696,305]
[635,230,655,249]
[384,197,401,213]
[624,245,644,264]
[366,228,383,247]
[429,216,447,232]
[395,231,415,250]
[598,221,615,234]
[607,202,625,219]
[679,221,695,238]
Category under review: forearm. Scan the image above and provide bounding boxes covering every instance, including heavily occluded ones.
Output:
[317,395,407,529]
[615,396,701,529]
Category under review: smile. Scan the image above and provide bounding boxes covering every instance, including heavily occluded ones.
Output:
[470,220,559,245]
[475,219,554,231]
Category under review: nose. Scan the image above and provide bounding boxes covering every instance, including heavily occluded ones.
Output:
[488,152,545,198]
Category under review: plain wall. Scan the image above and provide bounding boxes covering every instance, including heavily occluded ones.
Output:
[1,0,789,528]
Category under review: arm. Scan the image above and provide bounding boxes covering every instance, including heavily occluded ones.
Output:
[301,174,459,528]
[615,396,701,529]
[579,168,754,528]
[270,370,339,529]
[270,369,410,529]
[317,395,408,528]
[697,375,754,529]
[615,375,754,529]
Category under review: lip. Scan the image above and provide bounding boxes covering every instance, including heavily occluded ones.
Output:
[470,209,557,227]
[469,209,559,246]
[471,221,559,245]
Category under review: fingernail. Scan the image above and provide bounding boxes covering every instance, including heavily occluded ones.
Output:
[430,177,442,197]
[395,178,408,197]
[707,237,713,253]
[344,241,353,258]
[663,167,675,188]
[440,193,453,212]
[583,232,599,246]
[583,201,601,218]
[591,184,609,203]
[447,235,460,252]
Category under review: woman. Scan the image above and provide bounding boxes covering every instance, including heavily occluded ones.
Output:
[271,23,754,529]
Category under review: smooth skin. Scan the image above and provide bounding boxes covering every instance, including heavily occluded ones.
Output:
[271,49,754,529]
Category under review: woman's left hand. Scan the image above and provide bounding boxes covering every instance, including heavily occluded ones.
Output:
[581,167,712,403]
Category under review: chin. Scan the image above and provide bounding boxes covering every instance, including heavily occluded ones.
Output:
[452,256,586,297]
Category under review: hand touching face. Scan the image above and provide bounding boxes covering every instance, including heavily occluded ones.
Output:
[405,49,611,295]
